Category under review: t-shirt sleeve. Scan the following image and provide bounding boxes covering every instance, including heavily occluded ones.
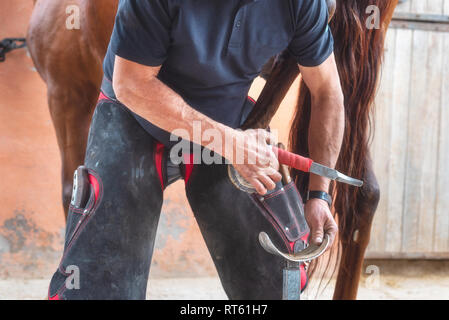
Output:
[288,0,334,67]
[110,0,171,66]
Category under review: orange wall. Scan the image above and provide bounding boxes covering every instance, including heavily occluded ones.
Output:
[0,0,299,279]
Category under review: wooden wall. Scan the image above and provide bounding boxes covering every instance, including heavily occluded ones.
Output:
[396,0,449,15]
[367,0,449,259]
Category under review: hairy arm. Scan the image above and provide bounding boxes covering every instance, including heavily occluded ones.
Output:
[300,53,345,192]
[113,55,281,194]
[113,56,230,152]
[299,53,344,245]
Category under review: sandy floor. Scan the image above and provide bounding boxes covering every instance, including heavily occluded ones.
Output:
[1,260,448,300]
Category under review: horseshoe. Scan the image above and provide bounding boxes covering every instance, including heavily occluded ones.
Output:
[259,232,330,263]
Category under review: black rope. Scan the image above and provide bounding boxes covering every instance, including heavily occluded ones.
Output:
[0,38,27,62]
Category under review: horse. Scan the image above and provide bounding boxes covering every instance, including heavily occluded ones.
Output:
[27,0,398,299]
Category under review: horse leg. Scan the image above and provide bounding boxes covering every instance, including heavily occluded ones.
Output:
[28,0,111,218]
[48,83,100,214]
[333,156,380,300]
[46,84,99,218]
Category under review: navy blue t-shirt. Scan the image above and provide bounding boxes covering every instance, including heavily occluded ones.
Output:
[103,0,333,146]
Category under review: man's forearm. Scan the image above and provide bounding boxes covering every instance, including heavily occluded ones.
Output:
[117,77,225,142]
[113,56,282,195]
[113,59,234,157]
[308,93,345,192]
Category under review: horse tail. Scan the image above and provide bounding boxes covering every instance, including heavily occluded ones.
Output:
[289,0,398,293]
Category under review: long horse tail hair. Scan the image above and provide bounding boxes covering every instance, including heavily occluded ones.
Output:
[289,0,398,293]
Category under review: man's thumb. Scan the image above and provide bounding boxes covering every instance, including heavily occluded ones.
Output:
[310,226,324,246]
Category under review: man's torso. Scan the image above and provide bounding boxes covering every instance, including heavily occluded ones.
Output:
[102,0,332,146]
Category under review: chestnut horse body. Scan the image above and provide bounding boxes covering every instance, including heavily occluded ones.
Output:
[27,0,398,299]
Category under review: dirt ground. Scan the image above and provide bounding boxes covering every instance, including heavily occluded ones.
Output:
[0,260,448,300]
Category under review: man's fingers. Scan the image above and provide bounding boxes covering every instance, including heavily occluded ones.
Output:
[324,220,338,246]
[257,174,277,191]
[310,222,325,246]
[267,169,282,183]
[304,199,338,251]
[249,178,267,195]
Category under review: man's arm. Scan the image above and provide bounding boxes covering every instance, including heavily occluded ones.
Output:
[300,53,345,190]
[113,56,228,149]
[299,53,345,246]
[113,55,282,195]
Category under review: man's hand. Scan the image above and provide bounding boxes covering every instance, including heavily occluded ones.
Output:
[305,198,338,248]
[232,129,282,196]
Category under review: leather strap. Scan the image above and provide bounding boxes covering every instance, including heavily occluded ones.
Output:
[307,191,332,207]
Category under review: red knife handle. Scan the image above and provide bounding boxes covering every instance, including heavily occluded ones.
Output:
[273,147,313,173]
